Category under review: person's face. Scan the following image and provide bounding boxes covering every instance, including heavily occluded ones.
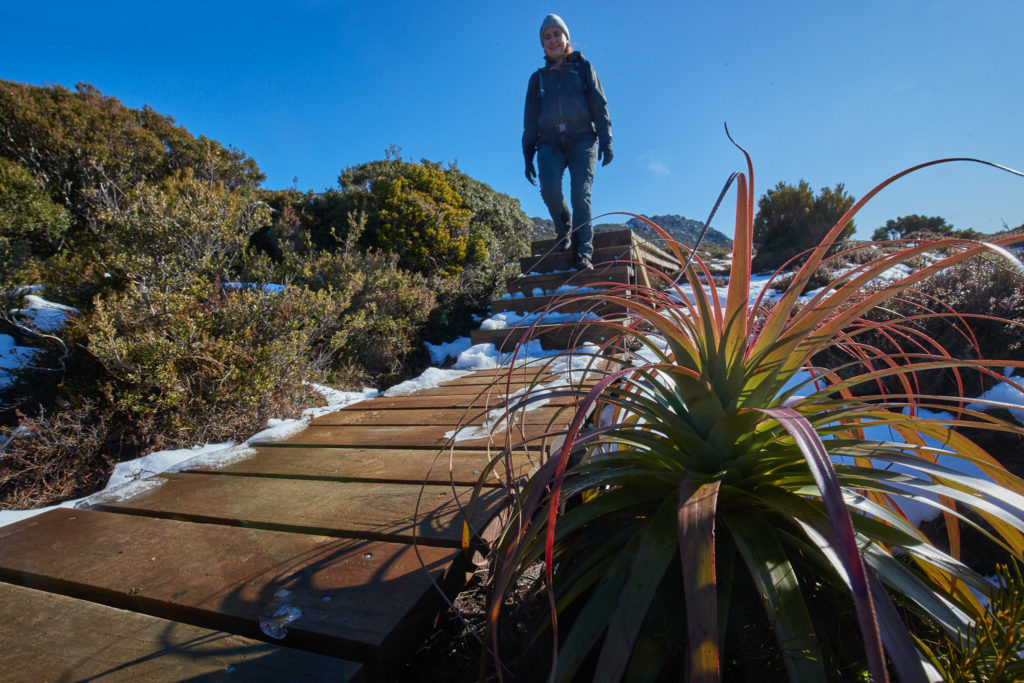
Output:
[542,26,568,60]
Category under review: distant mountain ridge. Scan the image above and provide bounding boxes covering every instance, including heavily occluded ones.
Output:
[530,214,732,249]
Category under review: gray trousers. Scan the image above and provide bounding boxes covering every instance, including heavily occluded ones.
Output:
[537,134,597,260]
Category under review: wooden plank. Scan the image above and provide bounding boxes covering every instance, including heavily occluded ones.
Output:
[520,242,634,273]
[311,401,580,428]
[311,403,573,423]
[379,383,536,399]
[92,473,507,547]
[328,391,584,411]
[380,385,593,401]
[0,582,364,682]
[0,508,464,674]
[182,446,543,487]
[531,228,633,255]
[471,319,626,353]
[274,419,563,451]
[505,265,632,297]
[634,236,683,274]
[439,367,553,384]
[312,407,497,427]
[491,294,627,315]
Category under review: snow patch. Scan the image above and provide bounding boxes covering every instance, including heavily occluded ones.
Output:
[0,334,39,391]
[966,369,1024,424]
[424,336,472,365]
[10,294,77,332]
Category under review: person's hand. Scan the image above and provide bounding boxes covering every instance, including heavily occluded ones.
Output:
[525,160,537,185]
[598,142,614,167]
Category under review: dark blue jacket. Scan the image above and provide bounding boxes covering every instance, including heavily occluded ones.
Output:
[522,52,612,157]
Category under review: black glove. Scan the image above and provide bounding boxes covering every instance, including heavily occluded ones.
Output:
[524,150,537,185]
[598,141,614,167]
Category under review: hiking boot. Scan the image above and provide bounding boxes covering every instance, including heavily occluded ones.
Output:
[554,236,570,251]
[575,254,593,271]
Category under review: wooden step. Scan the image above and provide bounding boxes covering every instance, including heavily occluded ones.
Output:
[183,446,542,487]
[269,415,564,451]
[531,228,633,255]
[470,318,625,353]
[491,293,627,315]
[330,390,583,412]
[439,367,554,385]
[312,395,581,426]
[0,582,364,682]
[504,264,633,297]
[90,472,506,548]
[312,406,511,427]
[520,242,635,274]
[0,508,465,677]
[383,382,539,400]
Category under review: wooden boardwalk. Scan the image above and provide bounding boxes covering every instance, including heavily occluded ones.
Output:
[0,230,678,681]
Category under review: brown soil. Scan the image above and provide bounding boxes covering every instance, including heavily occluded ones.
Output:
[399,564,550,682]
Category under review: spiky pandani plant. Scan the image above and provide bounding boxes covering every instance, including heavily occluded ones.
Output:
[475,143,1024,682]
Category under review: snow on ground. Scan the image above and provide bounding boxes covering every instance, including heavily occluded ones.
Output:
[442,342,602,442]
[666,272,779,309]
[383,366,473,397]
[497,284,599,303]
[424,337,473,366]
[9,294,78,332]
[479,310,600,331]
[0,334,39,392]
[1,291,79,391]
[968,368,1024,423]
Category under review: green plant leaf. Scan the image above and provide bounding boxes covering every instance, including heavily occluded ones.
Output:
[594,495,680,682]
[725,509,828,681]
[757,406,888,682]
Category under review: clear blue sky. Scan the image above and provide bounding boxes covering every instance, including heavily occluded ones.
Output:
[2,1,1021,239]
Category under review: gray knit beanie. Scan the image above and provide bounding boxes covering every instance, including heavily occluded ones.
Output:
[540,14,569,43]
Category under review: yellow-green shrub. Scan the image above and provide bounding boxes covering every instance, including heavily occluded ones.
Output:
[260,247,440,387]
[0,157,70,289]
[83,279,339,450]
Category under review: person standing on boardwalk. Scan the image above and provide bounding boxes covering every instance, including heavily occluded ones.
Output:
[523,13,613,271]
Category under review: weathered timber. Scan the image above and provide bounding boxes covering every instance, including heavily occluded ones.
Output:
[531,229,633,256]
[310,401,578,428]
[328,391,582,411]
[272,420,560,451]
[183,446,541,487]
[491,294,628,315]
[0,582,364,682]
[504,264,633,297]
[519,242,634,273]
[89,473,506,547]
[471,318,626,353]
[0,508,464,676]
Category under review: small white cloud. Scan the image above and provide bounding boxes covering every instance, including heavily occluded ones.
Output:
[640,151,671,177]
[647,160,671,177]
